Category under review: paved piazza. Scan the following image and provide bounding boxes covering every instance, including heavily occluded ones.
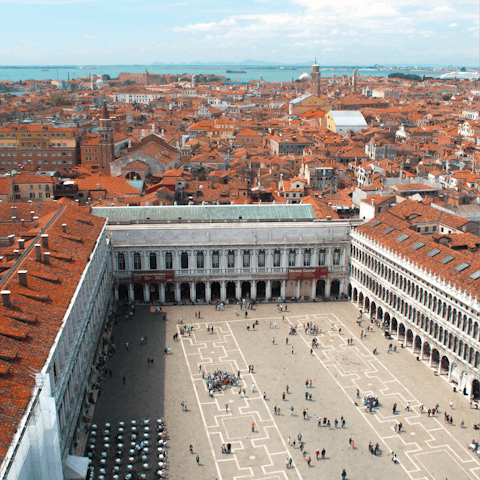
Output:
[91,301,480,480]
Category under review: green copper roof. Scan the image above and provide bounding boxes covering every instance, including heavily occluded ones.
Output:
[91,204,316,223]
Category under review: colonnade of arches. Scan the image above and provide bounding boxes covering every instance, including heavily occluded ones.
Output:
[350,245,479,343]
[351,279,480,400]
[116,278,342,304]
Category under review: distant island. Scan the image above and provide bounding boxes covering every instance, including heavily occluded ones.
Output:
[226,70,247,73]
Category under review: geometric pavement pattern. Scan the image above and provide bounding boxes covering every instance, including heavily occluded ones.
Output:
[178,311,480,480]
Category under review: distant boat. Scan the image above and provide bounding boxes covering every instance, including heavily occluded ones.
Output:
[280,67,285,70]
[41,69,49,71]
[440,71,479,79]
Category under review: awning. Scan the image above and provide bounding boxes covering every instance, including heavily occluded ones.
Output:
[63,455,90,480]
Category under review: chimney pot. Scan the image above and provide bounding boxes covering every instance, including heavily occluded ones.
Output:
[14,249,20,259]
[33,216,39,228]
[30,211,35,220]
[1,290,11,307]
[41,234,49,248]
[62,224,67,233]
[18,239,25,249]
[43,252,51,265]
[8,234,15,245]
[21,219,25,227]
[18,270,28,287]
[35,244,42,262]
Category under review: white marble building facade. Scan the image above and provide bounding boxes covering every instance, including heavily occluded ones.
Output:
[108,221,357,304]
[350,229,480,400]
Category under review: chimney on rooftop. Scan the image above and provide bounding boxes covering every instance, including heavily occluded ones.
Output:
[43,252,50,265]
[96,184,100,190]
[33,216,38,228]
[18,270,27,287]
[21,219,25,228]
[18,239,25,250]
[11,205,17,218]
[30,211,35,220]
[1,290,11,307]
[35,244,42,262]
[14,249,19,260]
[62,224,67,233]
[8,234,15,245]
[41,234,49,248]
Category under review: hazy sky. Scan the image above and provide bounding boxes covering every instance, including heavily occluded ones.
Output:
[0,0,478,66]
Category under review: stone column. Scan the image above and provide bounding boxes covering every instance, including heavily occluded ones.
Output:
[325,279,331,298]
[220,281,226,301]
[266,280,272,299]
[114,284,119,302]
[129,283,134,302]
[206,281,211,302]
[311,279,316,298]
[160,283,166,303]
[296,280,301,298]
[144,283,150,303]
[175,282,180,302]
[190,282,195,302]
[236,280,241,300]
[282,279,286,299]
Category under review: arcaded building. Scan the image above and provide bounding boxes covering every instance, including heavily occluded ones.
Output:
[350,203,480,399]
[92,205,357,305]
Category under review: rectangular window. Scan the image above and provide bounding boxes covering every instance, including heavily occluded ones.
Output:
[227,251,235,268]
[46,192,50,198]
[212,251,219,269]
[165,253,172,270]
[15,194,21,199]
[333,249,341,266]
[29,192,35,198]
[243,251,250,268]
[38,192,42,198]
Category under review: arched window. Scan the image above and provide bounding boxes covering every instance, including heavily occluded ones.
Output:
[304,249,311,267]
[318,249,326,266]
[212,251,219,269]
[197,251,204,269]
[165,252,172,270]
[181,252,189,269]
[243,250,250,268]
[273,250,281,267]
[118,253,125,271]
[258,250,265,268]
[133,252,141,270]
[288,249,296,267]
[149,252,157,270]
[227,250,235,268]
[333,249,341,266]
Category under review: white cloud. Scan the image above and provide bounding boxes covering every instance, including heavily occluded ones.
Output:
[172,17,236,34]
[330,28,339,35]
[83,35,97,39]
[449,22,458,27]
[20,40,39,45]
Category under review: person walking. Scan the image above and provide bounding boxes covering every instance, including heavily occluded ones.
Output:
[196,454,200,465]
[251,422,255,432]
[251,383,255,393]
[291,406,294,416]
[405,402,410,412]
[321,448,326,459]
[342,468,347,479]
[189,444,193,454]
[292,346,294,354]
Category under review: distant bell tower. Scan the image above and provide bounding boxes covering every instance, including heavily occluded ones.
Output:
[99,102,115,168]
[352,69,358,93]
[311,59,321,97]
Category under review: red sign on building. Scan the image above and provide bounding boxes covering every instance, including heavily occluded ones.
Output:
[288,267,328,280]
[132,271,175,283]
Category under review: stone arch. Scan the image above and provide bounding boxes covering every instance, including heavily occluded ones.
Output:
[180,282,190,301]
[134,282,144,302]
[391,316,397,333]
[413,335,422,354]
[196,282,205,301]
[422,342,431,361]
[431,349,440,368]
[472,379,480,401]
[165,282,175,302]
[241,281,251,299]
[406,329,414,348]
[440,356,450,375]
[398,322,406,342]
[330,279,340,297]
[211,281,220,300]
[317,279,326,297]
